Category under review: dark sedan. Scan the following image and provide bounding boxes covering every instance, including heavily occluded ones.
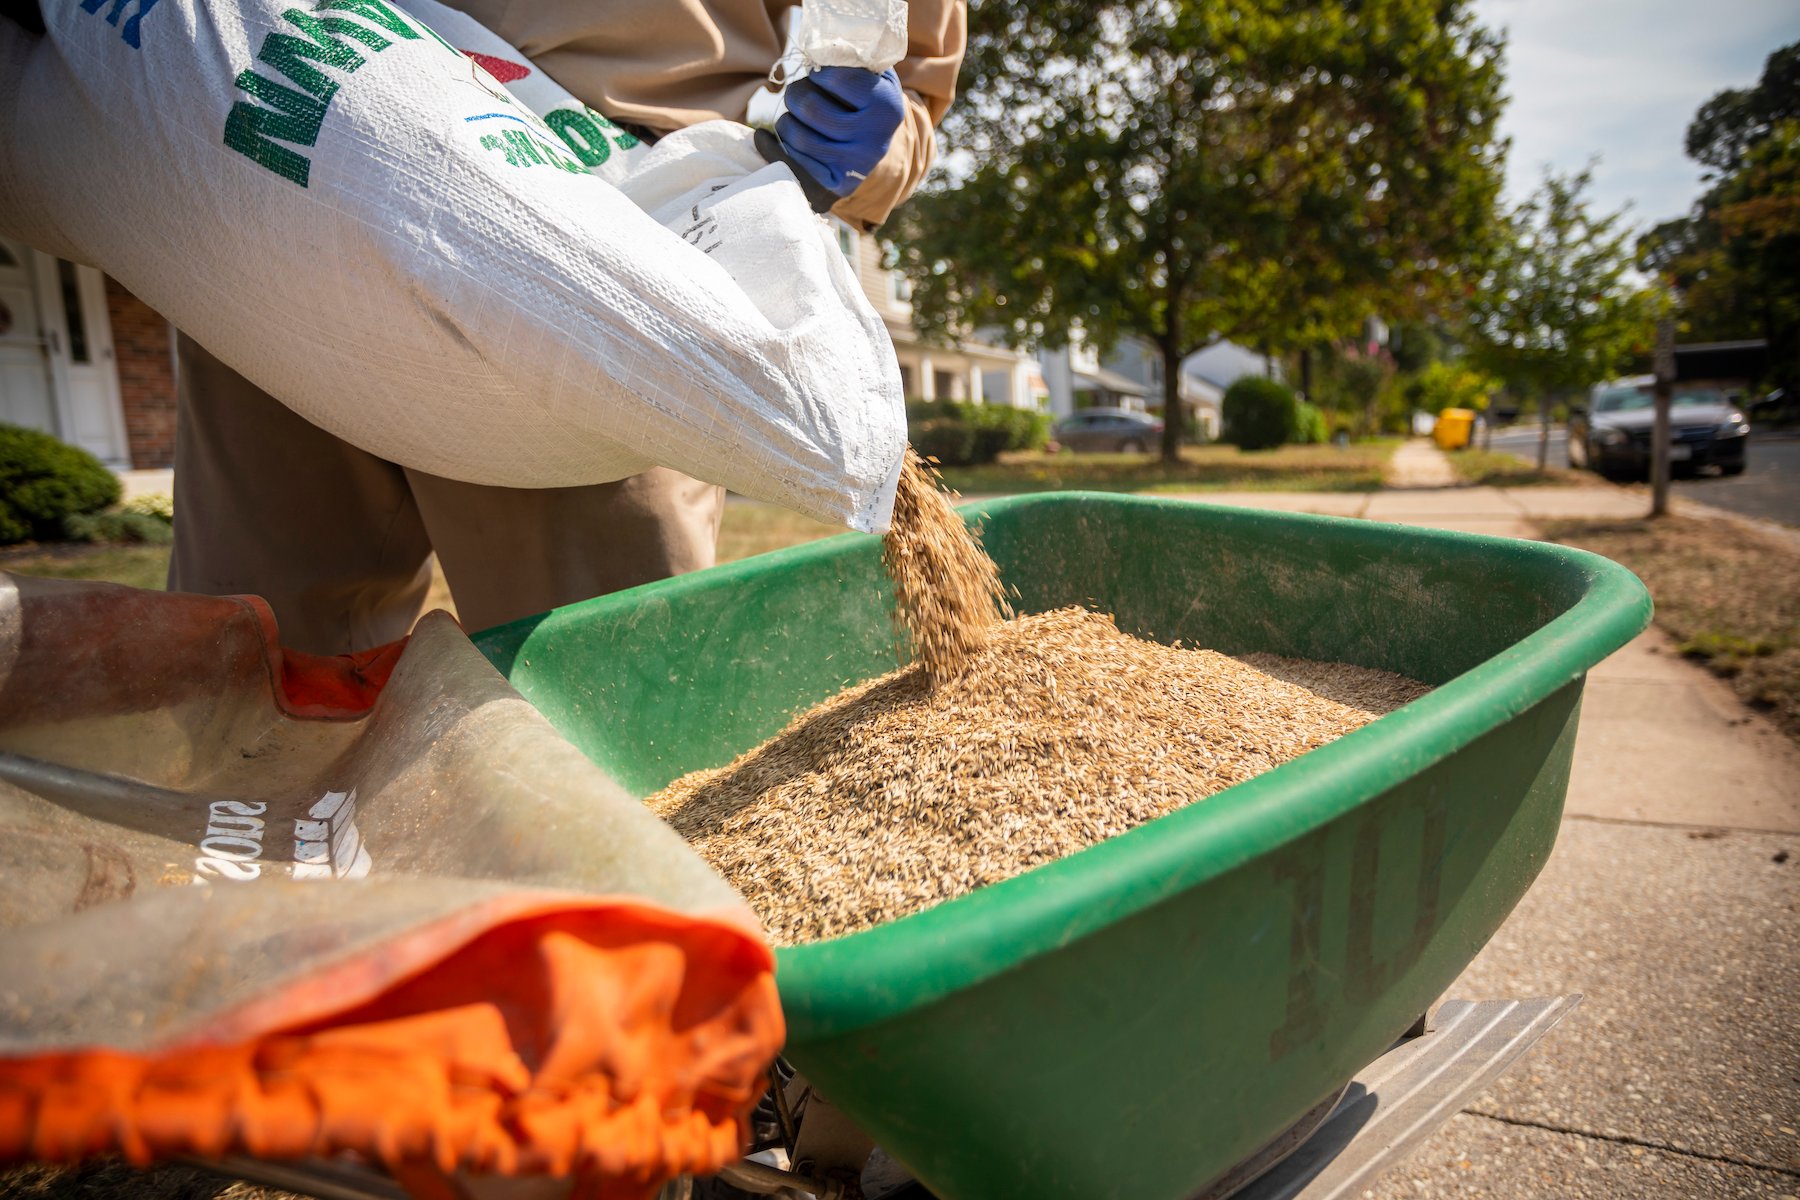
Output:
[1052,408,1164,453]
[1568,378,1749,479]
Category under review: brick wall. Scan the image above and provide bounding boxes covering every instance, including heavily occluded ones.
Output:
[103,277,177,468]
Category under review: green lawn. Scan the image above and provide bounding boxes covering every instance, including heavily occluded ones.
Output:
[717,501,846,561]
[0,543,171,590]
[1,450,1393,601]
[934,442,1399,495]
[1445,448,1595,488]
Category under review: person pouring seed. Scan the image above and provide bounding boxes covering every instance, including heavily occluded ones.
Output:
[0,0,966,652]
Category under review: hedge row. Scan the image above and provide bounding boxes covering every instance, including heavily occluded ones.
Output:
[905,399,1051,466]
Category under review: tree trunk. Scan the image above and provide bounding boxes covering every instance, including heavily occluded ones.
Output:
[1160,336,1184,463]
[1299,347,1313,402]
[1537,392,1551,470]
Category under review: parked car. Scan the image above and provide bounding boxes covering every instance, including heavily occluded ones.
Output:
[1568,377,1749,479]
[1052,408,1164,453]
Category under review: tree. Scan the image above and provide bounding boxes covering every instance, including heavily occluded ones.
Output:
[1401,361,1499,416]
[1302,340,1399,436]
[1637,214,1759,346]
[892,0,1507,461]
[1685,43,1800,179]
[1711,122,1800,366]
[1641,42,1800,388]
[1465,169,1658,466]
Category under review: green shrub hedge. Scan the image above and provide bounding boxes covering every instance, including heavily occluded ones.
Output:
[910,417,977,468]
[1222,377,1300,451]
[64,501,174,545]
[0,425,121,544]
[905,399,1050,466]
[1295,401,1330,445]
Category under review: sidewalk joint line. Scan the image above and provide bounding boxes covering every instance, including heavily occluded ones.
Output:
[1465,1110,1800,1177]
[1564,812,1800,838]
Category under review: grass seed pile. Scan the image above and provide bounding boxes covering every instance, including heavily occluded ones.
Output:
[647,453,1429,945]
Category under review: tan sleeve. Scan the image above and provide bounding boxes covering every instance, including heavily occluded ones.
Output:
[829,0,967,231]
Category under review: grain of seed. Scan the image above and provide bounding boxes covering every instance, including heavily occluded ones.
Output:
[646,607,1430,946]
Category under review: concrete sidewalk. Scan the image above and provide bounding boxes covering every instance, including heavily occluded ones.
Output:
[1178,440,1800,1197]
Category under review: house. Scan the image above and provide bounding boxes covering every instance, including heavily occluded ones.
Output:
[0,236,176,469]
[834,222,1043,408]
[1038,336,1153,418]
[1179,341,1281,442]
[1034,334,1276,442]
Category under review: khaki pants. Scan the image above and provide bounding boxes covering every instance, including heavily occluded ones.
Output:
[169,335,723,656]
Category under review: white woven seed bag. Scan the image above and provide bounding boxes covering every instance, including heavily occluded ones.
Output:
[388,0,648,187]
[0,0,906,529]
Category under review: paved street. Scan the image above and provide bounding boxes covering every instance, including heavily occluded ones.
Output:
[1486,425,1800,528]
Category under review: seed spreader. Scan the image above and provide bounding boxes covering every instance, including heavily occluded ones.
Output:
[0,493,1649,1200]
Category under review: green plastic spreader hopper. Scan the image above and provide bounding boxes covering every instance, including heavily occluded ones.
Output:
[474,492,1651,1200]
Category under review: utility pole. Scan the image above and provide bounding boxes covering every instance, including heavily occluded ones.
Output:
[1650,316,1675,518]
[1536,389,1551,470]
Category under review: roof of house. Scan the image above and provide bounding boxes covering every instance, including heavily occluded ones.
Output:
[1181,341,1275,391]
[1074,365,1152,397]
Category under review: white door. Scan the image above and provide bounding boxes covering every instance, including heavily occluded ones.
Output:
[0,239,56,433]
[35,252,129,464]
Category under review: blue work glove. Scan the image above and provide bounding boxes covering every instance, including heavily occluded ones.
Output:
[775,66,907,198]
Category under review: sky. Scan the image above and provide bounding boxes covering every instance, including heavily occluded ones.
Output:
[1470,0,1799,231]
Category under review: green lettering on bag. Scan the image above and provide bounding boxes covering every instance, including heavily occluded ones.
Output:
[258,11,378,100]
[222,1,420,186]
[289,8,392,50]
[223,69,327,186]
[544,108,610,167]
[479,125,588,173]
[479,132,520,166]
[319,0,418,41]
[504,128,544,166]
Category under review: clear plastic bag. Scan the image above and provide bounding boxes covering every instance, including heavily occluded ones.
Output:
[797,0,909,71]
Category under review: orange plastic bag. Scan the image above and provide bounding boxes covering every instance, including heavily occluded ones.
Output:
[0,575,784,1198]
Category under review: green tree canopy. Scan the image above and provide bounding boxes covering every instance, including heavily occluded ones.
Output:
[1464,167,1656,406]
[1642,41,1799,386]
[1684,42,1800,178]
[892,0,1507,459]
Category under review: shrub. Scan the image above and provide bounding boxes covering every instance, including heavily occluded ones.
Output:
[1295,401,1330,445]
[0,425,121,544]
[122,493,175,522]
[910,417,977,467]
[1221,377,1300,451]
[64,509,174,544]
[905,400,1051,465]
[905,398,958,424]
[964,402,1051,457]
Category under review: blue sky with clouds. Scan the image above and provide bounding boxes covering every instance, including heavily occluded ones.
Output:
[1470,0,1798,230]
